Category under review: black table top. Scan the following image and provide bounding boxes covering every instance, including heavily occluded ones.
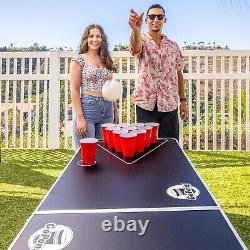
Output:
[12,210,244,250]
[38,139,217,211]
[9,139,246,250]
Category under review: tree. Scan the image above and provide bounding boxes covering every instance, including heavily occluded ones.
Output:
[182,42,230,50]
[0,43,73,52]
[113,44,129,51]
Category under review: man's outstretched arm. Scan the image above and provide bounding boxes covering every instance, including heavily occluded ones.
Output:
[129,9,144,54]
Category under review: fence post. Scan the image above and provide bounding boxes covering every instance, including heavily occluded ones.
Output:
[48,50,60,149]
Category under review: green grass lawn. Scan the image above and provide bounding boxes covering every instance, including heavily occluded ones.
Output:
[0,149,249,249]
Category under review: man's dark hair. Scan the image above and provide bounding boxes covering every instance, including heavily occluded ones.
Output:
[146,4,165,15]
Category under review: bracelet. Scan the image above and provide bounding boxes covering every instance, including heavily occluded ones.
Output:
[180,98,187,102]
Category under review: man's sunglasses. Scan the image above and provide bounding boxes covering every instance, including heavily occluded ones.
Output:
[147,14,165,20]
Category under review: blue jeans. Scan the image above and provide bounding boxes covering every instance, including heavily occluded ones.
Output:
[73,95,114,150]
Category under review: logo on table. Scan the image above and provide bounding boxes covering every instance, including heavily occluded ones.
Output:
[28,223,73,250]
[166,183,200,200]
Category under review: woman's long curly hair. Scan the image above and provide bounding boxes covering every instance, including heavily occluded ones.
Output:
[79,24,114,71]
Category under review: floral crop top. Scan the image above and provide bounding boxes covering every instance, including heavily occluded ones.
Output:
[72,54,111,91]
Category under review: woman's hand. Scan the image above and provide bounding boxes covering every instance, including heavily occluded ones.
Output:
[77,117,88,137]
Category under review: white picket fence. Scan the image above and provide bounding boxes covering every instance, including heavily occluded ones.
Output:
[0,50,249,150]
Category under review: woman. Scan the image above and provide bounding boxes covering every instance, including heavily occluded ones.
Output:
[70,24,118,150]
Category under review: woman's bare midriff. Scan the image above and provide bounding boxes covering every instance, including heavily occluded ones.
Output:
[82,90,103,97]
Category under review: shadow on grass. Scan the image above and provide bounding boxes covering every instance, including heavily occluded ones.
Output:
[0,149,74,190]
[186,151,250,169]
[0,195,40,250]
[226,212,250,249]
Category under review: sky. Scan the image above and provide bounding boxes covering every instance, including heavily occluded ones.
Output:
[1,0,250,50]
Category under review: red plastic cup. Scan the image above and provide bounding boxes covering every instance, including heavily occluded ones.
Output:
[113,129,129,153]
[126,126,137,132]
[80,138,98,166]
[101,123,115,145]
[106,127,120,149]
[113,130,124,153]
[120,132,137,158]
[117,123,130,129]
[135,129,146,152]
[131,123,145,128]
[146,122,159,143]
[143,125,152,148]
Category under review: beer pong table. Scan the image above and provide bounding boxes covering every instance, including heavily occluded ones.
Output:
[9,139,247,250]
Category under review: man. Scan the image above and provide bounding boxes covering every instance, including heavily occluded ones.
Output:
[129,4,188,140]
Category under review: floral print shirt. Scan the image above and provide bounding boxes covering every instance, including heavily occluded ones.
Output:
[131,33,183,112]
[72,54,111,92]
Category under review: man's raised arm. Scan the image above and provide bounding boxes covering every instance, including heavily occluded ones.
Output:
[128,9,144,54]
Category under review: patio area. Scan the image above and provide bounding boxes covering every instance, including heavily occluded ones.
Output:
[0,50,250,249]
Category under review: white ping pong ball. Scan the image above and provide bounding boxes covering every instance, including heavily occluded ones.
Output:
[102,80,123,101]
